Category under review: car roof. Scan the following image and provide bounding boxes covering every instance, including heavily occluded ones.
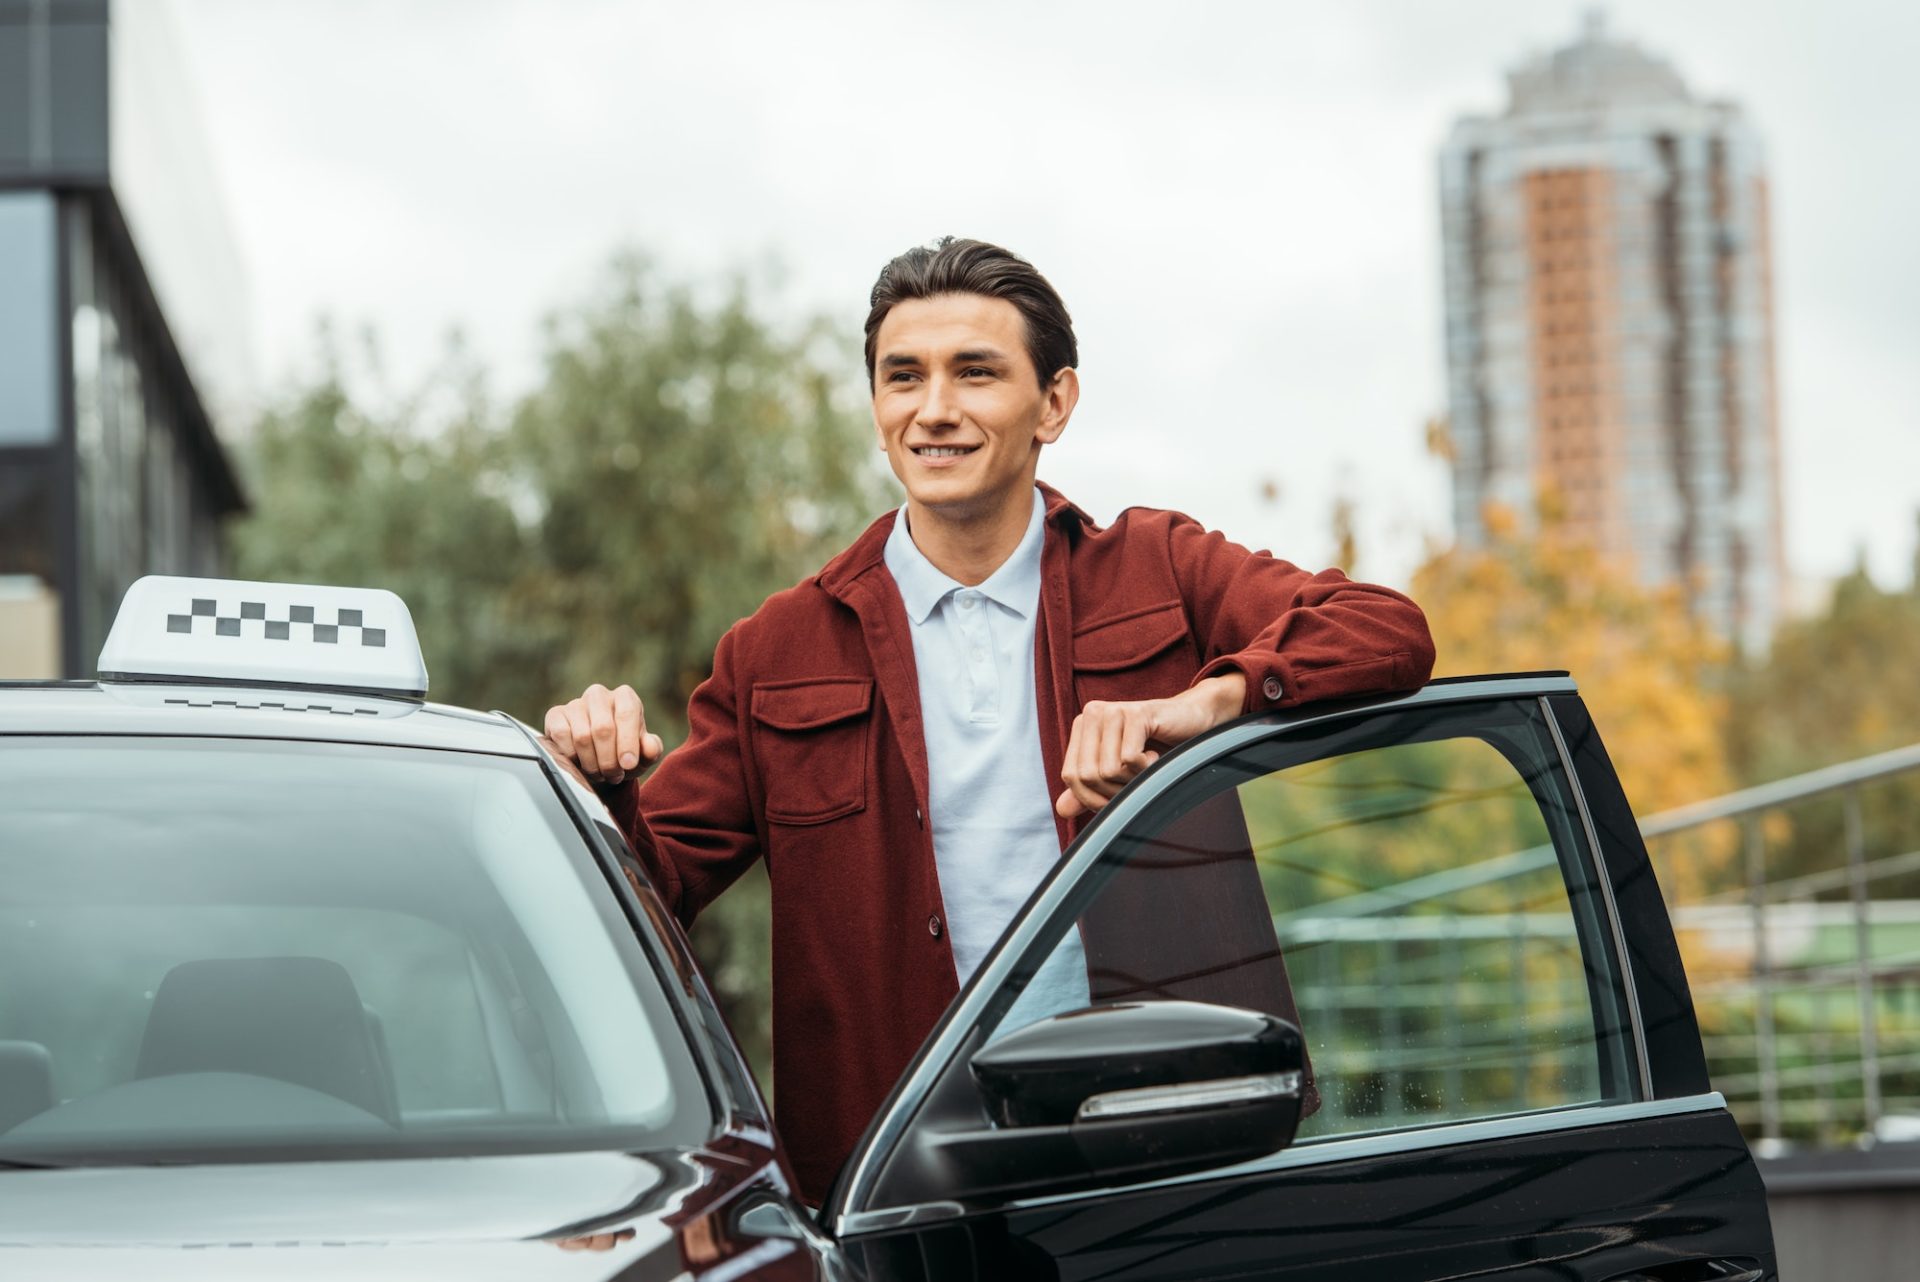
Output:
[0,680,539,758]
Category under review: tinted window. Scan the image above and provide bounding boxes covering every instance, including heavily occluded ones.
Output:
[980,699,1638,1141]
[0,737,708,1163]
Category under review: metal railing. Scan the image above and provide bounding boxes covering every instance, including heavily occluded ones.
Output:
[1266,741,1920,1152]
[1639,741,1920,1151]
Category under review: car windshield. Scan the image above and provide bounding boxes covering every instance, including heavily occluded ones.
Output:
[0,735,709,1165]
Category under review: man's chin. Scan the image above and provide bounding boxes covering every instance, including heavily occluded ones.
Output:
[906,484,996,524]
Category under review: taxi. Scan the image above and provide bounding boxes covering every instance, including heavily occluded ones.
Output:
[0,576,1777,1279]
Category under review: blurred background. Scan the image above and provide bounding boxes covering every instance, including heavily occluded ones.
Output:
[2,0,1917,1258]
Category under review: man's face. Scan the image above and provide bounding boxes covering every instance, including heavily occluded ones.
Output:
[871,293,1076,522]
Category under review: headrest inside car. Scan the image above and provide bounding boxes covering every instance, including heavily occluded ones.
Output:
[0,1040,55,1135]
[136,956,398,1124]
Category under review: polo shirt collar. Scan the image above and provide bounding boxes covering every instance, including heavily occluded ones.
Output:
[884,488,1047,625]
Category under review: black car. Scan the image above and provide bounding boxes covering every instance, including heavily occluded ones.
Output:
[0,578,1776,1279]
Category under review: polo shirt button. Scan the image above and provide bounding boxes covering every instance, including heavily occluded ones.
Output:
[1262,676,1283,702]
[928,914,943,939]
[915,807,924,827]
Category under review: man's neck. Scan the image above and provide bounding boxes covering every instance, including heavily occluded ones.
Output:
[903,487,1037,587]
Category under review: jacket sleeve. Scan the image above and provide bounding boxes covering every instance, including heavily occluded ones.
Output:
[1170,513,1436,713]
[602,624,763,929]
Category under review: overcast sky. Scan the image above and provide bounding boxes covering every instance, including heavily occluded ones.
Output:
[169,0,1920,593]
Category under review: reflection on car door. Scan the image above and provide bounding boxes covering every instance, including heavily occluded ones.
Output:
[830,682,1776,1281]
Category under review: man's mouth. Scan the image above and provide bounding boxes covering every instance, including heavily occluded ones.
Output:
[912,445,979,458]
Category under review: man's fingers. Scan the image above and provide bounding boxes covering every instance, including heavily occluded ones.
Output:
[1068,772,1109,813]
[535,734,594,790]
[546,684,659,785]
[1057,711,1091,818]
[585,684,622,781]
[1119,711,1157,774]
[563,702,607,780]
[1058,702,1171,820]
[543,705,575,757]
[612,684,644,772]
[1059,706,1115,816]
[1093,710,1126,785]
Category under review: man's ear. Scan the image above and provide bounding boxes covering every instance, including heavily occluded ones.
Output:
[1034,367,1080,446]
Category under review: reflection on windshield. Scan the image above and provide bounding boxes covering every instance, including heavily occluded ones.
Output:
[0,737,704,1163]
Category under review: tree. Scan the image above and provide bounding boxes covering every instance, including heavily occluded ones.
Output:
[1410,500,1737,900]
[504,254,884,719]
[226,343,540,711]
[1724,527,1920,892]
[229,256,888,1086]
[501,257,886,1086]
[1727,539,1920,785]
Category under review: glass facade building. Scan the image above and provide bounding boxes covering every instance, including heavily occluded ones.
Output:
[1439,15,1786,652]
[0,0,246,677]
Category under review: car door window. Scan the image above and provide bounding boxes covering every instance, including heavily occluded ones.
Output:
[978,697,1640,1142]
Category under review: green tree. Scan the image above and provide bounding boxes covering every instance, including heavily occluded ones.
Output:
[1724,526,1920,892]
[502,257,885,1086]
[230,256,887,1086]
[504,254,883,717]
[1728,540,1920,785]
[227,343,539,710]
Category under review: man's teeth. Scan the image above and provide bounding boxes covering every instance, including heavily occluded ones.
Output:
[917,446,975,457]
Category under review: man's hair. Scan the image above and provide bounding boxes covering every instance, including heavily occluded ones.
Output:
[864,237,1078,389]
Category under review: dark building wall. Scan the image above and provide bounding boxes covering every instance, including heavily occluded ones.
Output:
[0,0,109,182]
[0,0,242,678]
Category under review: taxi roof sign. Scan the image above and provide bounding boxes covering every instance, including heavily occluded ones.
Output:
[98,576,429,696]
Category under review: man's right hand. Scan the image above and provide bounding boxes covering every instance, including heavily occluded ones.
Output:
[543,683,664,787]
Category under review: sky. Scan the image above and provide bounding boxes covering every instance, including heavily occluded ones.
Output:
[167,0,1920,594]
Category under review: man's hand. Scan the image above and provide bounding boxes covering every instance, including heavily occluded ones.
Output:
[1055,673,1246,819]
[543,683,664,787]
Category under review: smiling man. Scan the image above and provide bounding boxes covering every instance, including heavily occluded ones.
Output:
[545,237,1435,1201]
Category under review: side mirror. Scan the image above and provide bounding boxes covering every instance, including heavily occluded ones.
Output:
[929,1001,1305,1201]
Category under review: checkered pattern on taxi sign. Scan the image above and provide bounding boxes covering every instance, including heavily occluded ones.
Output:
[163,598,387,647]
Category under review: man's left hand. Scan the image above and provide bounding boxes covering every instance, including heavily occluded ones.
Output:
[1056,673,1246,819]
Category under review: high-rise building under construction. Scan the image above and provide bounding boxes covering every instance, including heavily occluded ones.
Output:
[1439,15,1785,651]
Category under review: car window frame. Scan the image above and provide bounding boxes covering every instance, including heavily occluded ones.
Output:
[826,676,1699,1238]
[514,721,773,1146]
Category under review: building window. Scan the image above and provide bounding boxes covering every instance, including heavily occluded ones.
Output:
[0,193,59,447]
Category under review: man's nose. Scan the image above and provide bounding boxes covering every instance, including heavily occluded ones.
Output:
[914,374,958,428]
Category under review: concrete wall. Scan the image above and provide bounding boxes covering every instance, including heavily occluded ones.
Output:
[1760,1150,1920,1279]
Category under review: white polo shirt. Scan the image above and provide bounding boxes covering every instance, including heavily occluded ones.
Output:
[883,488,1090,1022]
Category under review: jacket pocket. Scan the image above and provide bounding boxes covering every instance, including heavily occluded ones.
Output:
[750,677,872,825]
[1071,600,1196,706]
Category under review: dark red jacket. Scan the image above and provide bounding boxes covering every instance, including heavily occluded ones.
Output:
[608,484,1435,1199]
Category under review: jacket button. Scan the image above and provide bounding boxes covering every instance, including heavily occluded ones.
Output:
[928,914,943,939]
[1262,676,1283,702]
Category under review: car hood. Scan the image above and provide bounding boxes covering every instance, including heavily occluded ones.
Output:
[0,1147,813,1279]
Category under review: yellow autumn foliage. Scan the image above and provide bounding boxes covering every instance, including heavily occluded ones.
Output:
[1411,502,1737,900]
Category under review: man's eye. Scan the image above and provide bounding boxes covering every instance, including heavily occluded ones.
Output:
[888,370,920,383]
[962,367,994,379]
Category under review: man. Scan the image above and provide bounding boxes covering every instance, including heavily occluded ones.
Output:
[546,238,1435,1200]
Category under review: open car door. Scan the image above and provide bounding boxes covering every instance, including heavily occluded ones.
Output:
[824,675,1777,1281]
